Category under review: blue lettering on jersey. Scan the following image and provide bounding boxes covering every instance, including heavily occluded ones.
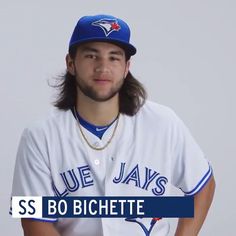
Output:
[60,169,80,192]
[113,162,126,183]
[78,165,94,188]
[122,164,141,187]
[52,182,69,197]
[113,162,168,195]
[142,167,159,190]
[55,165,94,195]
[152,176,168,196]
[53,162,168,197]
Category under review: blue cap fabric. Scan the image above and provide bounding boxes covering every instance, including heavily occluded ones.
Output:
[69,14,136,56]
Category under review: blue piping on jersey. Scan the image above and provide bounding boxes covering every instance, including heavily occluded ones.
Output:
[9,210,58,222]
[28,217,58,223]
[181,165,213,196]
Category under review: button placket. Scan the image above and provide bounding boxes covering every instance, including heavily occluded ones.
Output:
[93,141,100,148]
[94,159,100,165]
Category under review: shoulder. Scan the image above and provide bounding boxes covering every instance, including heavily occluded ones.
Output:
[137,100,180,125]
[22,108,72,139]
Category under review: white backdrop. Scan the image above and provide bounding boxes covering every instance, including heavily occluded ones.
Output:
[1,0,235,235]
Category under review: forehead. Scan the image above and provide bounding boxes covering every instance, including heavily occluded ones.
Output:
[77,41,125,54]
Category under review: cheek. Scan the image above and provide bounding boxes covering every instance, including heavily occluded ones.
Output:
[75,63,93,77]
[114,64,127,75]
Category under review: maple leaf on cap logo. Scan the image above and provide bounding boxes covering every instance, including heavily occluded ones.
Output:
[111,22,120,30]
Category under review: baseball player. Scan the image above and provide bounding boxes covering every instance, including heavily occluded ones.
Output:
[10,14,215,236]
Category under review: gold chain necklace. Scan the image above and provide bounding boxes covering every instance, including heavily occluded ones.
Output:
[74,107,120,151]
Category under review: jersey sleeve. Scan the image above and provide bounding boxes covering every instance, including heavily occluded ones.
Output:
[170,113,213,196]
[10,127,57,222]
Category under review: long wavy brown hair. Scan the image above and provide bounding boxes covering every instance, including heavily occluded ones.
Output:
[53,45,147,116]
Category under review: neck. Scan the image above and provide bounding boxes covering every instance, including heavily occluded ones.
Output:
[76,94,119,126]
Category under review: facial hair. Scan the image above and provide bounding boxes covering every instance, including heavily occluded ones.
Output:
[75,73,125,102]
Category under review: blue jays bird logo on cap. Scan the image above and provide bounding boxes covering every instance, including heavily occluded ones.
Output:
[92,18,121,37]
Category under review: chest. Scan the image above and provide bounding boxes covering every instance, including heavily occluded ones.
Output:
[48,127,173,197]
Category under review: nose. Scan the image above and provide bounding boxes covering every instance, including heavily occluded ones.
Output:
[94,58,110,73]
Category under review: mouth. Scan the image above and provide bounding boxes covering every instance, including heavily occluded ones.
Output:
[93,78,111,85]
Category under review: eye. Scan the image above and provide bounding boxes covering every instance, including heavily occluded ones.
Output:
[110,56,120,61]
[85,54,97,59]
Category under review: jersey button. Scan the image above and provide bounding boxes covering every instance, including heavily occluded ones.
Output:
[94,159,100,165]
[94,142,100,148]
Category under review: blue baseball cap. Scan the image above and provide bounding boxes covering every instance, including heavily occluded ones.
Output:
[69,14,136,56]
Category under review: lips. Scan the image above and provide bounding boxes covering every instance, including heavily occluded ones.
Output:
[94,78,110,81]
[94,80,111,86]
[93,77,111,84]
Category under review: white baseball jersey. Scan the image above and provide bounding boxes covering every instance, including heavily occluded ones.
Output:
[10,101,212,236]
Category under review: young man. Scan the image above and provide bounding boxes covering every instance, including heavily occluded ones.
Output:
[11,14,215,236]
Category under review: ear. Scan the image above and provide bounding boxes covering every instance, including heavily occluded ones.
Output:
[124,60,131,78]
[66,54,75,76]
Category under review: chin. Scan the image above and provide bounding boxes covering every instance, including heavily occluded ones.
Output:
[91,92,118,102]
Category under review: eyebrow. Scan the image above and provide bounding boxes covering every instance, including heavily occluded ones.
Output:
[80,46,124,56]
[81,47,98,53]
